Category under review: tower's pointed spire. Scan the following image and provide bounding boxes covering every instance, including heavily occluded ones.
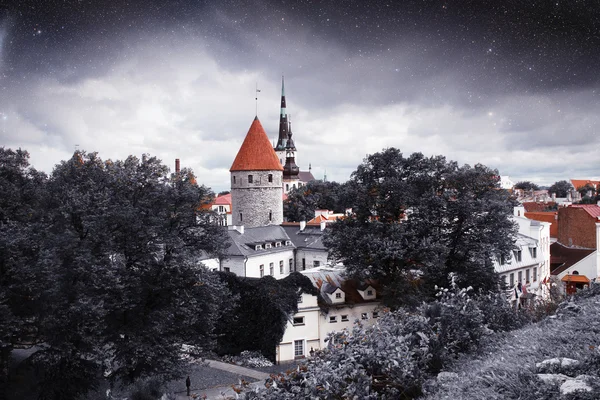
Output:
[275,75,288,151]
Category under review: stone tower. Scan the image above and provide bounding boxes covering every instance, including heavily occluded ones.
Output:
[274,76,289,166]
[230,117,284,228]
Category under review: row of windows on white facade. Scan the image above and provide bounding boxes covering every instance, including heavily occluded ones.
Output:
[292,311,379,326]
[502,266,538,287]
[259,259,294,277]
[500,247,537,264]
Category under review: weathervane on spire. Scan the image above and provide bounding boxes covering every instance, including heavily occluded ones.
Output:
[255,83,261,117]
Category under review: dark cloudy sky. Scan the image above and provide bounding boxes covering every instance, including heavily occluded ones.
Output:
[1,0,599,192]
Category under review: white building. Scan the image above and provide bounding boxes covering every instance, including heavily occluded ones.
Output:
[277,266,382,363]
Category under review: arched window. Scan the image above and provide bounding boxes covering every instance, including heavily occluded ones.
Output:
[268,174,273,183]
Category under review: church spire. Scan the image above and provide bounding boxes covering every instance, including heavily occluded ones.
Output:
[275,75,288,151]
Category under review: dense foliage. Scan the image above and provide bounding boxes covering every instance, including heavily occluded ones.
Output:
[215,272,318,362]
[548,180,574,197]
[514,181,539,191]
[283,180,351,222]
[239,281,529,399]
[1,149,231,399]
[324,149,517,307]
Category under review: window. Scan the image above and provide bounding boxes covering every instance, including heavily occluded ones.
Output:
[286,184,289,191]
[533,267,538,282]
[518,271,522,283]
[289,258,293,272]
[531,247,537,258]
[341,315,349,322]
[302,258,306,270]
[268,174,273,183]
[265,243,272,249]
[293,316,304,326]
[285,240,292,246]
[294,340,304,357]
[329,316,337,323]
[366,290,373,296]
[269,210,272,221]
[510,273,514,287]
[503,275,508,285]
[335,292,342,299]
[280,260,284,274]
[526,269,530,283]
[514,250,522,262]
[313,260,320,268]
[248,175,253,183]
[298,294,303,303]
[218,205,225,213]
[361,313,368,320]
[275,242,282,247]
[255,245,262,250]
[269,262,274,276]
[239,212,243,222]
[260,264,264,277]
[224,267,230,272]
[233,176,236,184]
[373,312,380,318]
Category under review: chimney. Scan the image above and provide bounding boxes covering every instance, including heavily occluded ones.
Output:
[175,159,180,174]
[320,220,326,231]
[300,220,306,231]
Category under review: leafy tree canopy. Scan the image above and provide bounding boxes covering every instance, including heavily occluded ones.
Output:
[2,150,230,399]
[514,181,539,191]
[548,180,573,197]
[323,148,516,307]
[215,271,318,362]
[284,180,352,222]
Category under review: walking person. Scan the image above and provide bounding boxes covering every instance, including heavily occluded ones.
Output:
[186,375,191,397]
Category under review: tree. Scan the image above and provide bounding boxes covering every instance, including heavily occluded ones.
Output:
[514,181,539,191]
[323,149,516,307]
[0,148,47,399]
[548,180,573,197]
[215,272,317,361]
[10,151,229,399]
[284,180,350,222]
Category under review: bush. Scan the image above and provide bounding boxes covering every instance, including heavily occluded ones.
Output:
[128,377,165,400]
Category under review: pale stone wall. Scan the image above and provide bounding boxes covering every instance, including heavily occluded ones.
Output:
[231,170,283,228]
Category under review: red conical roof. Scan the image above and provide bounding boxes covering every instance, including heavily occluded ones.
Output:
[230,117,284,172]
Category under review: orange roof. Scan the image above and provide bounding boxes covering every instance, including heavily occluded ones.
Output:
[230,117,283,172]
[561,274,590,283]
[570,179,600,190]
[524,211,558,238]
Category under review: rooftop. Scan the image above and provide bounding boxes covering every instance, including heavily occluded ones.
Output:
[550,242,596,276]
[230,117,284,172]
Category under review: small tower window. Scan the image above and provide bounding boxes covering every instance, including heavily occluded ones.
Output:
[233,176,236,184]
[239,212,243,222]
[248,175,253,183]
[268,174,273,183]
[286,184,289,191]
[269,210,272,221]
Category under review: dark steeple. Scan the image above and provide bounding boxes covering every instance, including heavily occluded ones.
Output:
[283,118,299,178]
[275,76,288,151]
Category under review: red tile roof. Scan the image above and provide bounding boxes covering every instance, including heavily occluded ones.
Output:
[214,193,232,205]
[525,212,558,238]
[569,204,600,219]
[230,117,284,172]
[570,179,600,190]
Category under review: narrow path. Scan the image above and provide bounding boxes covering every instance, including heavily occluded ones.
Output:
[174,359,270,400]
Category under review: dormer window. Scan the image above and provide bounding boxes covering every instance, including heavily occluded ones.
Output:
[285,240,292,246]
[248,175,253,184]
[514,250,522,262]
[367,290,373,296]
[265,243,272,249]
[255,244,262,250]
[275,242,282,247]
[335,293,342,299]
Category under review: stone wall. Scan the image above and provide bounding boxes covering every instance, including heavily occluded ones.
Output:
[231,170,283,228]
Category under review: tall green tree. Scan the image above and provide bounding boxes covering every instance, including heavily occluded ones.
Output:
[0,148,47,399]
[323,149,516,307]
[548,180,573,197]
[10,151,228,399]
[284,180,349,222]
